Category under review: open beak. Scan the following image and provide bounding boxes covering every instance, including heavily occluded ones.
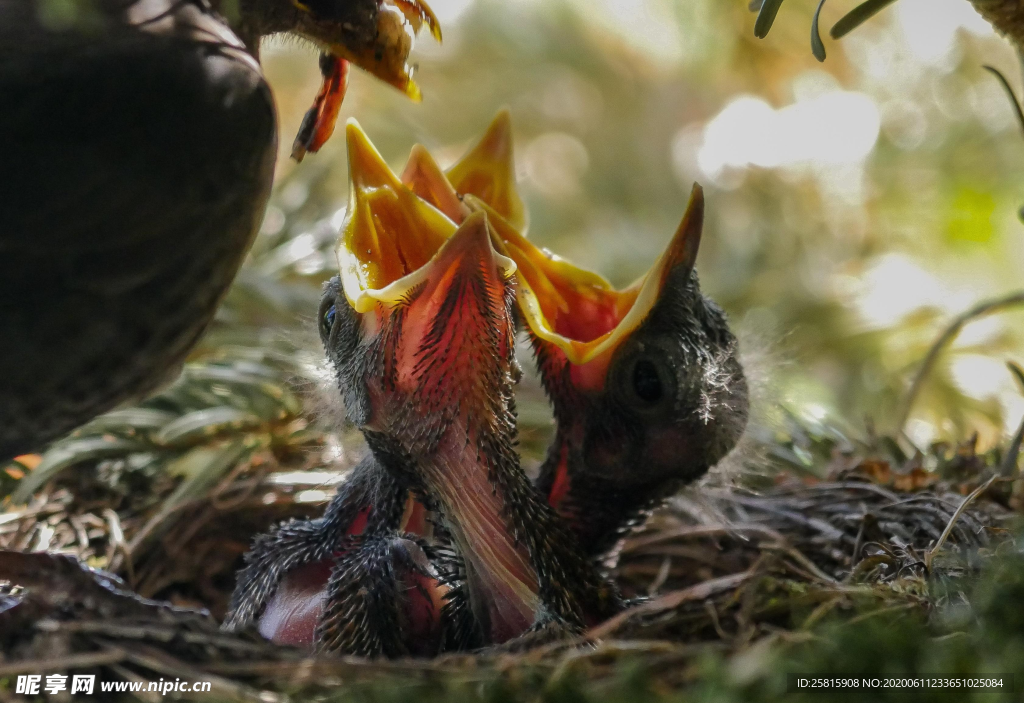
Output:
[335,120,515,323]
[333,124,530,641]
[479,186,704,388]
[443,110,526,232]
[291,0,442,160]
[317,0,441,98]
[401,110,526,231]
[394,111,706,389]
[388,210,518,399]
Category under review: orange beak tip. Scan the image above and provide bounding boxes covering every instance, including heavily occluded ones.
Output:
[344,119,404,191]
[445,110,526,231]
[405,78,423,102]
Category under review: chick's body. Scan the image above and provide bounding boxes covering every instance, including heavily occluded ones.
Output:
[226,122,749,656]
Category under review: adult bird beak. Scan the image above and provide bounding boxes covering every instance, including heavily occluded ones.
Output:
[290,0,442,160]
[308,0,439,99]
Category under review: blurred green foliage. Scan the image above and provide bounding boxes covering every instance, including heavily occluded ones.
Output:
[234,0,1024,451]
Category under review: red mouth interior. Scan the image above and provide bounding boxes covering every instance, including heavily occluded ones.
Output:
[547,286,629,343]
[520,261,638,344]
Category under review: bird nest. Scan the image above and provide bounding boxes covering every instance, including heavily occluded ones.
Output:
[0,351,1021,701]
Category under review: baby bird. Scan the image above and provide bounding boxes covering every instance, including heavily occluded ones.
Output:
[229,123,621,652]
[327,126,620,645]
[403,113,750,556]
[228,116,747,652]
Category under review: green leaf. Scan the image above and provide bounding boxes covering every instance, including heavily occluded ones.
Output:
[161,442,243,509]
[185,365,301,420]
[1008,361,1024,395]
[79,408,176,436]
[153,407,262,447]
[754,0,785,39]
[157,382,227,412]
[879,436,908,465]
[811,0,828,61]
[1000,413,1024,476]
[10,437,143,504]
[983,65,1024,139]
[186,365,277,385]
[830,0,899,40]
[162,439,253,489]
[130,438,258,551]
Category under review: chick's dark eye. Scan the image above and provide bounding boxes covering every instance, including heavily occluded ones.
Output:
[614,349,676,414]
[632,359,663,404]
[323,304,336,332]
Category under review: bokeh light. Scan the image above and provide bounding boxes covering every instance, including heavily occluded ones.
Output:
[240,0,1024,449]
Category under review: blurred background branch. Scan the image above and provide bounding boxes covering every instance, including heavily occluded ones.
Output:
[238,0,1024,451]
[896,290,1024,433]
[8,0,1024,528]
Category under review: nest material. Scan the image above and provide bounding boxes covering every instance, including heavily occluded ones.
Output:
[0,429,1016,700]
[0,351,1020,699]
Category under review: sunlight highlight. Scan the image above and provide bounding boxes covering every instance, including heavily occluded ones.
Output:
[950,355,1011,400]
[897,0,992,66]
[852,253,972,329]
[428,0,475,24]
[570,0,684,65]
[697,91,880,181]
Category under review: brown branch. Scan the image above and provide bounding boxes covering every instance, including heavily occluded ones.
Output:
[969,1,1024,53]
[895,290,1024,433]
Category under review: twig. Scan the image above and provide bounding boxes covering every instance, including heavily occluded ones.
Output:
[924,474,998,571]
[896,291,1024,433]
[621,523,788,553]
[584,571,754,641]
[983,65,1024,139]
[104,508,133,583]
[122,644,276,703]
[844,602,920,626]
[763,543,844,586]
[0,648,127,676]
[999,406,1024,477]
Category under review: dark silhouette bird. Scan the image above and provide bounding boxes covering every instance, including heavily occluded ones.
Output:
[0,0,438,462]
[227,117,747,653]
